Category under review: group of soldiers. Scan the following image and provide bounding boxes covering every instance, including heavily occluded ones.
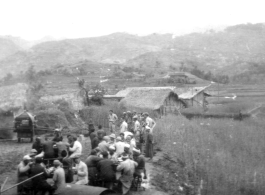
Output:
[16,110,156,195]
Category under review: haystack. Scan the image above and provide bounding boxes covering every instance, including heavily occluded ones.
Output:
[0,83,28,139]
[0,83,28,112]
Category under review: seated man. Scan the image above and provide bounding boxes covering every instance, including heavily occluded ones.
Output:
[17,155,33,194]
[73,156,88,185]
[97,151,116,189]
[61,150,74,183]
[116,153,138,195]
[53,160,66,194]
[30,157,53,195]
[69,136,82,159]
[52,128,63,142]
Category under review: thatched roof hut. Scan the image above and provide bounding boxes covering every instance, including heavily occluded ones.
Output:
[120,88,186,115]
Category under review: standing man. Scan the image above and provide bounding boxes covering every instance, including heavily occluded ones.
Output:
[117,153,138,195]
[17,155,33,194]
[144,113,156,133]
[145,127,154,160]
[133,116,140,134]
[32,137,43,155]
[108,110,118,133]
[30,157,53,195]
[97,151,116,189]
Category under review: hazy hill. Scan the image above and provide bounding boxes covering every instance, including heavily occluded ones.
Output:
[1,23,265,79]
[0,38,22,60]
[0,33,164,77]
[127,23,265,76]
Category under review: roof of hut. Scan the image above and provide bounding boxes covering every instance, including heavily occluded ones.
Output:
[120,88,179,110]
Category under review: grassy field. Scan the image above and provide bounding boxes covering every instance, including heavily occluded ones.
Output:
[154,115,265,195]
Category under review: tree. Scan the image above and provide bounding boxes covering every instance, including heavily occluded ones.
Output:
[77,78,90,106]
[24,66,45,110]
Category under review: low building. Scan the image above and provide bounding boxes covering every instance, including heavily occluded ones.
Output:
[177,86,210,108]
[120,88,186,116]
[117,85,211,115]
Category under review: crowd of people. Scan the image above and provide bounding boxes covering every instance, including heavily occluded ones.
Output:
[17,110,156,195]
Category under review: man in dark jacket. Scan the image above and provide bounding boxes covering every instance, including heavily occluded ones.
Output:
[85,149,103,186]
[89,128,97,149]
[32,137,43,155]
[30,157,53,195]
[97,151,115,189]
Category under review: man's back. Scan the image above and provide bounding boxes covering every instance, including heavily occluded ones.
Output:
[134,155,145,170]
[115,141,125,155]
[53,167,65,191]
[91,137,99,149]
[43,141,55,158]
[30,164,47,185]
[117,159,138,178]
[97,159,115,180]
[120,121,128,133]
[85,155,102,167]
[98,141,109,153]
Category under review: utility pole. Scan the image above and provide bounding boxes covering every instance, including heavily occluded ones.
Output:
[217,82,219,104]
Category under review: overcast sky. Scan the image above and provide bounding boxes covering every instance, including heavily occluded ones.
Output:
[0,0,264,40]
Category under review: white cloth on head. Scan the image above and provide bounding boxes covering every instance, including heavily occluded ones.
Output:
[120,121,128,133]
[124,131,133,139]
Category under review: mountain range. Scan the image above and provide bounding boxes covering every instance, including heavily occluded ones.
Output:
[0,23,265,79]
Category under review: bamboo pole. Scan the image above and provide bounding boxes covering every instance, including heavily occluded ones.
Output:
[0,173,43,194]
[0,177,8,193]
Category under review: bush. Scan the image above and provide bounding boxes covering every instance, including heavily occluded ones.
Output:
[154,115,265,195]
[80,102,125,128]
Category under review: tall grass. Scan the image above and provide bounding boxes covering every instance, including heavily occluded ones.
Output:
[154,115,265,195]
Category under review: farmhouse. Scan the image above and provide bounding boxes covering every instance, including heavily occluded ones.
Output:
[116,85,210,115]
[176,86,210,108]
[120,88,186,115]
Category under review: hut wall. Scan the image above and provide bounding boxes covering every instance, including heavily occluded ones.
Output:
[185,91,205,108]
[163,94,185,115]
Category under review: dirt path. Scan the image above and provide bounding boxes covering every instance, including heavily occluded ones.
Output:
[130,152,169,195]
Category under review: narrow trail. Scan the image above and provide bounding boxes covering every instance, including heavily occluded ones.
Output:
[130,152,169,195]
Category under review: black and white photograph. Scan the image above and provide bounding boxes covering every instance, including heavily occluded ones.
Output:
[0,0,265,194]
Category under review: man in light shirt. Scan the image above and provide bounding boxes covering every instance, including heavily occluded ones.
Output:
[53,160,66,194]
[133,115,140,134]
[73,156,88,185]
[144,113,156,133]
[115,136,126,156]
[69,136,82,159]
[108,110,118,133]
[120,118,128,133]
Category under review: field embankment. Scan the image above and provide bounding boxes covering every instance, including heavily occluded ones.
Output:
[154,115,265,195]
